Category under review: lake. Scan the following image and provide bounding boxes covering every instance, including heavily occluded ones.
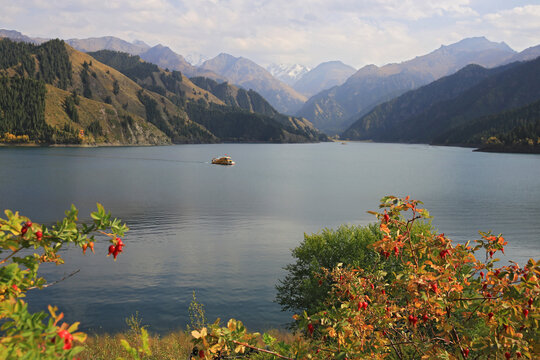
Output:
[1,142,539,334]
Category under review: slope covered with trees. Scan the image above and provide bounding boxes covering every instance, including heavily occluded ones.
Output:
[343,56,540,153]
[434,99,540,153]
[1,39,324,145]
[90,50,326,143]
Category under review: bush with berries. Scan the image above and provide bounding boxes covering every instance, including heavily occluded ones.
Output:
[191,196,539,359]
[0,204,128,359]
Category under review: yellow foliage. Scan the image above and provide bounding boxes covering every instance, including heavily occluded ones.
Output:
[1,132,30,143]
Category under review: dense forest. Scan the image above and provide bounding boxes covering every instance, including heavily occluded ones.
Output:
[434,98,540,153]
[0,38,72,89]
[0,38,81,144]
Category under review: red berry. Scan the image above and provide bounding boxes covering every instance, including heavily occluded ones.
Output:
[393,246,399,255]
[488,312,494,321]
[489,250,494,258]
[382,289,386,295]
[505,352,511,359]
[528,298,533,306]
[383,213,390,223]
[112,248,120,260]
[523,309,529,318]
[463,348,470,358]
[108,245,115,255]
[89,242,95,253]
[307,323,314,335]
[422,314,428,322]
[495,269,501,277]
[21,227,28,235]
[439,250,447,258]
[480,271,484,278]
[25,221,32,227]
[370,283,374,290]
[318,280,323,286]
[198,349,204,358]
[57,329,73,350]
[116,237,124,246]
[82,244,88,254]
[430,283,438,293]
[516,351,522,358]
[363,301,368,309]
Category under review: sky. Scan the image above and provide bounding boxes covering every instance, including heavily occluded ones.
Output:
[1,0,540,69]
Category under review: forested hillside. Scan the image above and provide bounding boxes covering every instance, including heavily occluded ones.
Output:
[342,56,540,153]
[434,99,540,153]
[89,50,326,142]
[190,76,326,141]
[1,40,323,145]
[342,63,516,140]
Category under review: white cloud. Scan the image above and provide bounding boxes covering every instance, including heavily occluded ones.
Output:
[1,0,539,68]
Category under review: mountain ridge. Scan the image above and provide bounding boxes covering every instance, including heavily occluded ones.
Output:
[296,36,518,135]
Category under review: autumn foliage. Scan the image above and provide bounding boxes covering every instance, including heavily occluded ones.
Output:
[191,196,539,359]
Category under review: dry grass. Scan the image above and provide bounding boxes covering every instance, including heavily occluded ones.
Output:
[81,330,193,360]
[80,324,295,360]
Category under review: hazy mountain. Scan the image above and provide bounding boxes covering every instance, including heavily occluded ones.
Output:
[0,29,48,44]
[297,37,517,135]
[342,56,540,146]
[139,45,224,81]
[267,63,310,86]
[509,44,540,62]
[199,53,307,114]
[292,61,356,97]
[190,76,327,141]
[66,36,150,55]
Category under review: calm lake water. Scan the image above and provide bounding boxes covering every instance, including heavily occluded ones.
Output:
[1,143,539,334]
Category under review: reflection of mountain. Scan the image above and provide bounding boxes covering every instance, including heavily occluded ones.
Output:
[297,37,517,134]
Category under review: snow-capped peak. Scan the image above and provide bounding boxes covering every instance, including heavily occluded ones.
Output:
[267,63,310,85]
[185,53,210,66]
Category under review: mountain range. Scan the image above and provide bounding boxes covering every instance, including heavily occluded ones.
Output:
[342,56,540,152]
[0,38,325,145]
[296,37,520,134]
[2,28,539,152]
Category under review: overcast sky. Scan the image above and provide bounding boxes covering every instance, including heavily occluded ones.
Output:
[1,0,539,68]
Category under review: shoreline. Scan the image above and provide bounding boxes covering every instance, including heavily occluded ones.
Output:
[2,140,539,154]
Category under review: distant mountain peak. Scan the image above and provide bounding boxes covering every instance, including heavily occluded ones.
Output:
[132,39,150,47]
[442,36,515,53]
[267,63,310,86]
